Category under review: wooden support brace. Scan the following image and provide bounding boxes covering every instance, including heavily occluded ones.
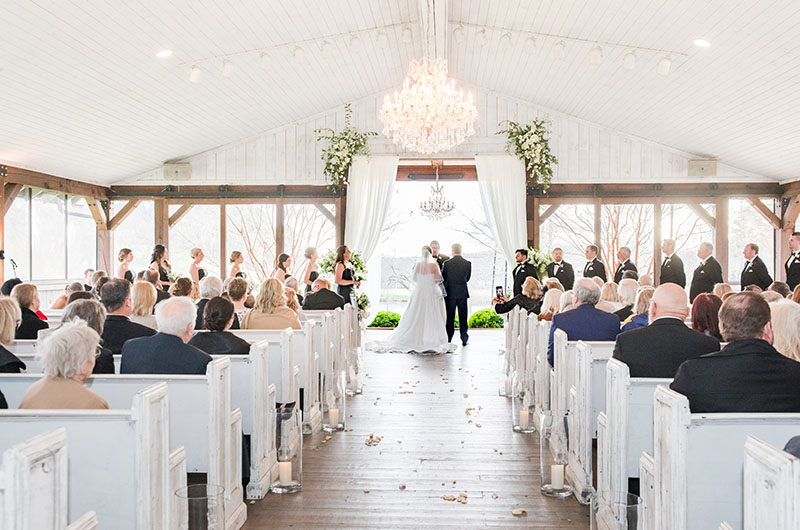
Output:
[685,202,716,229]
[781,194,800,230]
[3,183,23,214]
[168,204,194,228]
[746,197,781,230]
[85,198,108,231]
[107,199,142,231]
[313,204,336,224]
[539,204,560,223]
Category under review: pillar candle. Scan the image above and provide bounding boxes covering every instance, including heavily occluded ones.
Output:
[519,410,529,430]
[551,464,565,489]
[329,408,339,427]
[279,461,292,487]
[504,377,512,395]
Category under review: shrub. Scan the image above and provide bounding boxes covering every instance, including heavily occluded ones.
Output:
[468,308,504,328]
[369,311,401,328]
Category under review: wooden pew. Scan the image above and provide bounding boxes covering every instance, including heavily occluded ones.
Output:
[640,452,656,530]
[497,308,522,396]
[300,304,362,395]
[6,340,37,355]
[742,435,800,530]
[650,386,800,530]
[533,320,552,429]
[0,383,183,529]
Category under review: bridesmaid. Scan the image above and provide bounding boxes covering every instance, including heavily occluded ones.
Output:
[334,245,360,305]
[274,253,291,283]
[149,244,172,291]
[189,248,206,282]
[116,248,134,282]
[228,251,245,281]
[302,247,319,294]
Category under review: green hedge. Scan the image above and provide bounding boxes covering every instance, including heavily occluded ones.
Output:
[368,309,503,328]
[369,311,401,328]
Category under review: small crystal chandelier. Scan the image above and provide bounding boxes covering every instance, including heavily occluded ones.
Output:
[419,165,455,220]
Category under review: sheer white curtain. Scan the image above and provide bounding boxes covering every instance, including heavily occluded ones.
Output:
[344,155,400,262]
[475,154,528,264]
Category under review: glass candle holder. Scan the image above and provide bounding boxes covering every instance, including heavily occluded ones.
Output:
[512,374,535,434]
[322,370,346,433]
[590,492,642,530]
[174,484,225,530]
[345,349,364,396]
[270,404,302,494]
[498,348,515,397]
[540,410,573,498]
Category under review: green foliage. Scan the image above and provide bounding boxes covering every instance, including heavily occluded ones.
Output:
[369,311,401,328]
[497,119,558,192]
[318,249,368,281]
[468,308,504,328]
[314,104,378,194]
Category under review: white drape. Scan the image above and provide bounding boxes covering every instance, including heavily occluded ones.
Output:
[475,154,528,264]
[344,155,400,262]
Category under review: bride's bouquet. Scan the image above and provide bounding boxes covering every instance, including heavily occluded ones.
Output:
[527,247,554,279]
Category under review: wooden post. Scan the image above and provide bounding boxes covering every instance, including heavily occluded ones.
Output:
[96,201,114,275]
[219,204,227,280]
[154,199,169,248]
[527,195,539,249]
[777,194,800,281]
[715,198,729,282]
[0,182,5,285]
[275,199,285,257]
[653,199,662,285]
[594,198,602,250]
[335,195,346,248]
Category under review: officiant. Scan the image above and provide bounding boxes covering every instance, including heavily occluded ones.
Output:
[512,249,539,297]
[430,240,449,270]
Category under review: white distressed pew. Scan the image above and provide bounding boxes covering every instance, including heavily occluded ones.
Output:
[650,386,800,530]
[301,305,362,395]
[6,340,37,355]
[742,435,800,530]
[0,383,183,529]
[533,320,552,428]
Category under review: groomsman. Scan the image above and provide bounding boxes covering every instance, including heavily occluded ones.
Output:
[785,232,800,290]
[512,249,538,297]
[659,239,686,287]
[583,245,607,282]
[430,240,449,270]
[740,243,772,291]
[546,247,574,290]
[613,246,637,284]
[689,242,724,302]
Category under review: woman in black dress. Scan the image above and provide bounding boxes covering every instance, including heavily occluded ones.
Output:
[149,244,172,291]
[334,245,360,305]
[303,247,319,294]
[189,247,207,283]
[116,248,135,282]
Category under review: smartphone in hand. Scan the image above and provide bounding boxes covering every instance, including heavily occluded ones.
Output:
[495,286,504,299]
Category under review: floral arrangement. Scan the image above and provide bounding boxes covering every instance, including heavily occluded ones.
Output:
[315,104,378,194]
[354,291,370,321]
[497,119,558,192]
[166,271,183,283]
[527,247,554,279]
[318,249,367,281]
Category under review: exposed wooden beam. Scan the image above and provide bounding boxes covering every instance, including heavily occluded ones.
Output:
[168,204,194,228]
[220,204,227,280]
[746,197,781,230]
[313,203,336,224]
[653,199,663,285]
[685,202,716,229]
[85,198,108,231]
[539,204,560,223]
[335,195,346,247]
[396,165,478,181]
[3,183,23,214]
[107,199,142,231]
[533,182,782,199]
[154,199,169,247]
[275,199,285,257]
[781,194,800,230]
[526,195,538,249]
[109,184,340,200]
[715,198,729,280]
[0,184,5,284]
[4,165,108,199]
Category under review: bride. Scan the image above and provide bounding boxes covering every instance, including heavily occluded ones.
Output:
[370,246,457,354]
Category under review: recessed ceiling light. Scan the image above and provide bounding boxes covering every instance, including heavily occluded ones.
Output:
[693,39,711,48]
[623,51,636,70]
[589,45,603,65]
[657,56,672,75]
[189,65,202,83]
[553,41,566,59]
[156,49,173,58]
[222,60,234,78]
[453,25,465,44]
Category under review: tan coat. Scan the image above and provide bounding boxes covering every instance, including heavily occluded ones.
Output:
[19,377,109,410]
[241,306,301,330]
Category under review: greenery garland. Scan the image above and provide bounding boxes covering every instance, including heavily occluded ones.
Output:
[497,119,558,192]
[315,104,378,194]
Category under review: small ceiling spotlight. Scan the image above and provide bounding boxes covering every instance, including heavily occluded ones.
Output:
[657,55,672,75]
[401,25,413,43]
[222,59,234,78]
[524,36,537,55]
[293,46,305,63]
[477,29,489,46]
[589,45,603,65]
[260,52,271,69]
[623,51,636,70]
[375,30,389,48]
[320,40,334,58]
[189,65,202,83]
[350,35,362,53]
[553,41,566,59]
[453,25,465,43]
[499,32,513,50]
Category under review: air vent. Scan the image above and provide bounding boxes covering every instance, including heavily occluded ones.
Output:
[162,163,192,180]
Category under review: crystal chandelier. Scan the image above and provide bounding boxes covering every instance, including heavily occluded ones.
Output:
[419,165,455,220]
[380,57,477,154]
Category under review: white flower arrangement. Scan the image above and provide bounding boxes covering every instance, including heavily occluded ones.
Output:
[527,247,554,279]
[315,104,377,193]
[497,119,558,192]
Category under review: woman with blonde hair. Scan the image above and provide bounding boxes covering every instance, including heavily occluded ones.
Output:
[0,298,25,372]
[189,248,206,283]
[538,288,563,321]
[713,283,733,298]
[791,284,800,303]
[241,279,301,330]
[770,300,800,362]
[284,287,300,312]
[169,277,193,297]
[597,282,622,313]
[621,287,655,332]
[493,277,543,314]
[543,278,564,293]
[228,251,245,281]
[117,248,134,282]
[11,283,48,339]
[130,281,158,329]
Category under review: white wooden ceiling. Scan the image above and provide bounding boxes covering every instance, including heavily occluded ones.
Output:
[1,0,799,185]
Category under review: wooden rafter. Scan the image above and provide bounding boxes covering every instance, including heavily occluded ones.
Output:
[781,194,800,230]
[107,199,142,231]
[85,198,108,231]
[4,165,108,199]
[3,183,23,214]
[168,204,194,227]
[685,201,716,229]
[539,204,560,223]
[313,203,336,224]
[746,197,781,229]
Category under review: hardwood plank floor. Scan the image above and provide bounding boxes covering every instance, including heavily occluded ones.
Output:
[243,329,589,529]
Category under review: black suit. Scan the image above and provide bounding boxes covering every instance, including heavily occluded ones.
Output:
[189,331,251,355]
[93,346,115,374]
[689,256,724,302]
[101,314,156,354]
[302,289,345,310]
[442,255,471,344]
[434,253,449,270]
[546,261,574,290]
[740,255,772,291]
[0,345,25,373]
[0,389,7,409]
[154,287,170,309]
[660,254,686,287]
[121,332,212,375]
[512,262,539,297]
[613,259,637,284]
[16,307,48,340]
[613,305,634,322]
[785,252,800,291]
[613,318,720,378]
[670,339,800,413]
[583,258,607,282]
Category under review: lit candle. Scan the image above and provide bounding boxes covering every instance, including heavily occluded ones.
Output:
[551,464,565,490]
[505,378,512,395]
[329,408,339,428]
[279,461,292,487]
[519,410,529,430]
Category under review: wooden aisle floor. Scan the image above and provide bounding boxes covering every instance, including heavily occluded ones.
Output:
[242,329,589,529]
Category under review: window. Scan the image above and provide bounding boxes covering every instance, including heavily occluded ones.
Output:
[284,203,337,286]
[67,197,97,279]
[225,204,276,283]
[540,203,597,276]
[4,187,30,280]
[31,190,67,280]
[728,198,775,282]
[111,200,154,275]
[169,205,221,279]
[661,203,715,276]
[601,204,655,277]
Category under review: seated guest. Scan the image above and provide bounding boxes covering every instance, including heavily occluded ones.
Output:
[67,291,95,304]
[19,320,109,410]
[547,278,621,365]
[770,300,800,362]
[1,278,23,296]
[638,274,653,288]
[301,278,345,311]
[670,292,800,412]
[721,291,737,302]
[559,290,574,313]
[130,281,158,329]
[542,278,564,293]
[621,270,639,281]
[714,283,733,298]
[121,297,212,375]
[11,283,48,339]
[762,291,784,303]
[245,294,255,309]
[243,279,301,329]
[284,286,300,312]
[769,281,791,298]
[228,278,249,323]
[99,279,155,354]
[614,279,638,321]
[94,276,110,297]
[691,293,723,340]
[284,276,304,306]
[190,281,200,301]
[49,282,85,310]
[614,284,720,378]
[621,287,654,332]
[170,277,193,297]
[0,389,6,409]
[143,269,170,305]
[792,284,800,303]
[744,284,763,294]
[0,298,25,372]
[591,276,605,289]
[82,268,94,291]
[59,299,114,374]
[785,436,800,459]
[538,289,563,322]
[597,282,622,313]
[189,297,250,355]
[493,277,543,315]
[89,270,107,294]
[194,276,237,330]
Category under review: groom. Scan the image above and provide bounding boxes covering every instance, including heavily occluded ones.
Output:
[442,243,471,346]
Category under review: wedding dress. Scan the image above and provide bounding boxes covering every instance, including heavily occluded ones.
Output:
[369,250,457,354]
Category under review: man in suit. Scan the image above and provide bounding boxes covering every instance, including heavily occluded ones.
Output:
[442,243,471,346]
[785,232,800,290]
[546,247,574,290]
[614,283,720,377]
[121,296,212,375]
[99,279,155,354]
[613,247,637,284]
[583,245,607,282]
[195,276,234,329]
[511,248,538,297]
[740,243,772,291]
[547,278,620,365]
[659,239,685,287]
[430,240,449,270]
[689,242,724,302]
[670,291,800,413]
[143,269,170,306]
[302,279,346,310]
